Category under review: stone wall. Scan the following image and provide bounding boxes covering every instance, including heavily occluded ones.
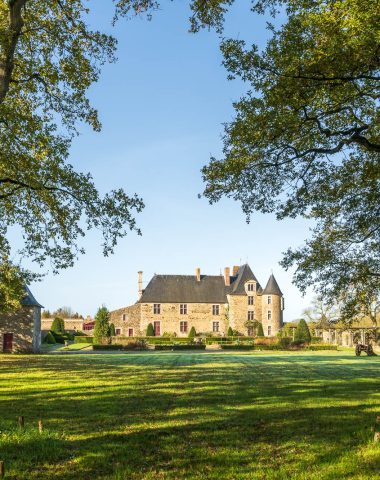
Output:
[227,291,263,335]
[110,304,142,336]
[139,302,229,337]
[0,306,41,353]
[41,318,86,333]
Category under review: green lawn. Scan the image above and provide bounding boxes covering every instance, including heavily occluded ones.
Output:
[0,351,379,479]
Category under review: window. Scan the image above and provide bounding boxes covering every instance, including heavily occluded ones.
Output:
[128,328,134,337]
[247,283,254,291]
[153,304,161,314]
[267,310,272,320]
[122,314,127,321]
[248,296,254,305]
[115,328,121,336]
[281,297,285,310]
[180,304,187,315]
[247,311,254,321]
[212,321,220,332]
[268,326,272,336]
[180,321,188,333]
[212,304,220,315]
[267,296,272,305]
[247,326,254,336]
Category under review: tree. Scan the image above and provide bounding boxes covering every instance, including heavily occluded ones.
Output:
[256,322,264,337]
[294,319,311,344]
[201,0,380,324]
[43,331,56,345]
[93,306,111,344]
[51,317,65,334]
[109,323,116,337]
[146,323,155,337]
[227,326,234,337]
[188,326,196,339]
[303,297,340,328]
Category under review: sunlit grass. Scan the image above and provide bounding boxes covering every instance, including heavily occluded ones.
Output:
[0,351,379,479]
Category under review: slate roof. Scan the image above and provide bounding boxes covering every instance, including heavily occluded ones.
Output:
[139,264,268,303]
[262,274,283,296]
[21,286,43,308]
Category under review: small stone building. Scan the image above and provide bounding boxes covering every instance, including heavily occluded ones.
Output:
[0,286,43,353]
[110,264,284,337]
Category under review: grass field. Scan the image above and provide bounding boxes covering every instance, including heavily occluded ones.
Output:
[0,351,379,479]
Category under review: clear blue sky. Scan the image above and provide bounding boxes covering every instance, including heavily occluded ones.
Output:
[28,1,314,320]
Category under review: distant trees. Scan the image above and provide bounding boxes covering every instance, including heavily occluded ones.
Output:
[94,306,111,344]
[42,307,83,319]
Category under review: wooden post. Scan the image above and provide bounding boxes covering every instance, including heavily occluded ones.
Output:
[18,416,24,428]
[38,420,43,433]
[0,460,4,479]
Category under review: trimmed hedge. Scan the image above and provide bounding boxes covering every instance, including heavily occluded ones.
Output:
[306,345,338,351]
[154,344,206,351]
[74,336,94,344]
[93,342,147,351]
[220,344,254,350]
[205,337,254,345]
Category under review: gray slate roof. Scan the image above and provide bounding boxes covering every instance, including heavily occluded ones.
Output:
[262,274,283,296]
[21,286,43,308]
[139,264,267,303]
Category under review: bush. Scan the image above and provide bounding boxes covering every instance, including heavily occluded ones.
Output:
[220,344,254,350]
[51,331,65,344]
[256,322,264,337]
[93,306,111,344]
[306,345,338,351]
[188,326,196,339]
[311,336,323,344]
[109,323,116,337]
[43,331,56,344]
[227,327,234,337]
[146,323,155,336]
[294,319,311,343]
[154,344,206,351]
[51,317,65,334]
[255,337,278,346]
[92,341,148,351]
[74,336,94,344]
[278,337,292,348]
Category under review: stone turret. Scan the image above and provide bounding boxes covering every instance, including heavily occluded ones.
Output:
[261,274,284,336]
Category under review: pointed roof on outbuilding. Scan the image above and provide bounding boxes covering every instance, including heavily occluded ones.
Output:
[21,286,43,308]
[262,274,283,296]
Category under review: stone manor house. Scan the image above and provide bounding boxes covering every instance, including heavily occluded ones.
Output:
[110,264,284,337]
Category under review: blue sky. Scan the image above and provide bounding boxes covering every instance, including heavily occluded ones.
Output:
[28,0,314,320]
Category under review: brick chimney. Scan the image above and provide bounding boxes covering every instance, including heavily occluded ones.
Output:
[224,267,231,286]
[138,271,143,300]
[196,267,201,282]
[233,265,239,276]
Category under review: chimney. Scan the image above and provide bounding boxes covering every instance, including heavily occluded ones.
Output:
[196,267,201,282]
[233,265,239,276]
[138,271,143,300]
[224,267,231,286]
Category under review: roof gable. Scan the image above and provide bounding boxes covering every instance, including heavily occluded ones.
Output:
[230,264,262,295]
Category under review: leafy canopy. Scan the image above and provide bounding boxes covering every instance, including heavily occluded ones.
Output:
[201,0,380,322]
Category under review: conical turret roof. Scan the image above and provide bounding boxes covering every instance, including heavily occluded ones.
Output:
[21,286,43,308]
[262,274,282,296]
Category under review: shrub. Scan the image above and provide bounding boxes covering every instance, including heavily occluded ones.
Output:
[220,344,254,350]
[154,344,206,351]
[227,327,234,337]
[74,336,94,344]
[306,345,338,351]
[51,331,65,344]
[43,331,56,344]
[146,323,155,336]
[188,326,196,339]
[92,341,147,351]
[109,323,116,337]
[255,337,278,346]
[93,306,111,344]
[256,323,264,337]
[278,337,292,348]
[294,319,311,343]
[51,317,65,334]
[311,336,323,344]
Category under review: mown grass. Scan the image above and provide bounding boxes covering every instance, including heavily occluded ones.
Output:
[0,351,379,479]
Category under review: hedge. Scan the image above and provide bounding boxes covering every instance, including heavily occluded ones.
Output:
[92,342,148,351]
[112,336,192,344]
[306,345,338,351]
[220,344,254,350]
[74,336,94,344]
[205,337,254,345]
[154,344,206,351]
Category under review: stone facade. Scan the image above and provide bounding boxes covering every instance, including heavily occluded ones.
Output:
[0,287,42,353]
[41,317,91,333]
[110,264,284,337]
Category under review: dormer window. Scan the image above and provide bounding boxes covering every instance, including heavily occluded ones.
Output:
[247,283,254,292]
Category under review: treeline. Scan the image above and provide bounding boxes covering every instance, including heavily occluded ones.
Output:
[42,306,83,319]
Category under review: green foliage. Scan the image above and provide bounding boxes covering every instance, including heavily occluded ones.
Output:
[278,337,292,348]
[227,326,234,336]
[109,323,116,337]
[74,336,94,344]
[220,344,254,350]
[294,319,312,344]
[51,317,65,334]
[200,0,380,321]
[154,344,206,351]
[43,331,56,345]
[188,326,197,338]
[256,322,264,337]
[146,323,155,337]
[93,306,111,344]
